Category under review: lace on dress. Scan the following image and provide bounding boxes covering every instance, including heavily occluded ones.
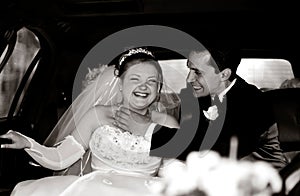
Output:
[89,124,162,176]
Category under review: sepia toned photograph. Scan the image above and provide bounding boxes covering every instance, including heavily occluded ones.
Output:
[0,0,299,195]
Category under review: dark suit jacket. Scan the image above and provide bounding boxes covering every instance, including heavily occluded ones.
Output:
[205,76,274,157]
[151,77,287,169]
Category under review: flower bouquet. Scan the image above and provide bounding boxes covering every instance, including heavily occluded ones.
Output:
[150,138,282,196]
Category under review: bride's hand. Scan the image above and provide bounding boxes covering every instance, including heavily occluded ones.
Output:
[113,107,151,135]
[0,130,31,149]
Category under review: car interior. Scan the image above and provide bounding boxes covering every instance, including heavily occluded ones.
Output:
[0,0,299,195]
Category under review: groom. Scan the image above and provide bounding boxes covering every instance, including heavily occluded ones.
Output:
[176,47,287,169]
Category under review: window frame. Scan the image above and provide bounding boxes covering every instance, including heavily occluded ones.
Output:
[0,27,41,119]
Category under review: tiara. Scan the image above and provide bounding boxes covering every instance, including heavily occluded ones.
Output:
[119,48,154,66]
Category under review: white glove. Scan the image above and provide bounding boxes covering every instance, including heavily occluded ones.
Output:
[24,134,85,171]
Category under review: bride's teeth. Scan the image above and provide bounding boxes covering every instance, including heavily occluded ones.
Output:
[135,92,147,97]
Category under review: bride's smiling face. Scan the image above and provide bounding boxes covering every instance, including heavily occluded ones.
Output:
[121,62,160,114]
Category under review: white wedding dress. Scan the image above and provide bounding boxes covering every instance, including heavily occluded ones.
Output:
[11,124,164,196]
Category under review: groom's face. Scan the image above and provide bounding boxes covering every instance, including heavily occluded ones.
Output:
[186,51,223,98]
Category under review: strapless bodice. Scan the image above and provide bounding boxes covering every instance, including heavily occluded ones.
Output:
[89,124,161,176]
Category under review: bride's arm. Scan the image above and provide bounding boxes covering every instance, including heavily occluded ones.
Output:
[0,106,105,171]
[25,134,85,170]
[0,130,85,171]
[151,111,179,129]
[30,106,106,170]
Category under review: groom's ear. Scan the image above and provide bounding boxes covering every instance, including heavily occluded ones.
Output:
[220,68,232,81]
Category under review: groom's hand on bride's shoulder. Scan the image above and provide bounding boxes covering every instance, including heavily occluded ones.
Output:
[112,106,130,132]
[113,107,151,134]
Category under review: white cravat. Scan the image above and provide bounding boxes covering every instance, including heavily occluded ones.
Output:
[205,79,237,121]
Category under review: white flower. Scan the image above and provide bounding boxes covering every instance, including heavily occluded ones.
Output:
[155,151,282,196]
[161,162,197,195]
[203,105,219,120]
[186,151,221,174]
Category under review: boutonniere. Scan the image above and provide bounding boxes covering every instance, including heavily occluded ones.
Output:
[203,105,219,121]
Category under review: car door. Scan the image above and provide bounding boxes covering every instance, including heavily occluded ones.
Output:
[0,26,60,191]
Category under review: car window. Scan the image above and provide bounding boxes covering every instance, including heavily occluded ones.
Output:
[158,58,295,94]
[237,59,294,91]
[0,27,40,118]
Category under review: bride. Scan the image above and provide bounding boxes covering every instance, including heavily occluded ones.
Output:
[0,47,181,196]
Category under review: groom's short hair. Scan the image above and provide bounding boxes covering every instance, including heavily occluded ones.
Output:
[206,47,241,81]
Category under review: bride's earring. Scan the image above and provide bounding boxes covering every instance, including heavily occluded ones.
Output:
[116,85,123,105]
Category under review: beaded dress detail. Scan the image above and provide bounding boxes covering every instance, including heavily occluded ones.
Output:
[89,124,161,175]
